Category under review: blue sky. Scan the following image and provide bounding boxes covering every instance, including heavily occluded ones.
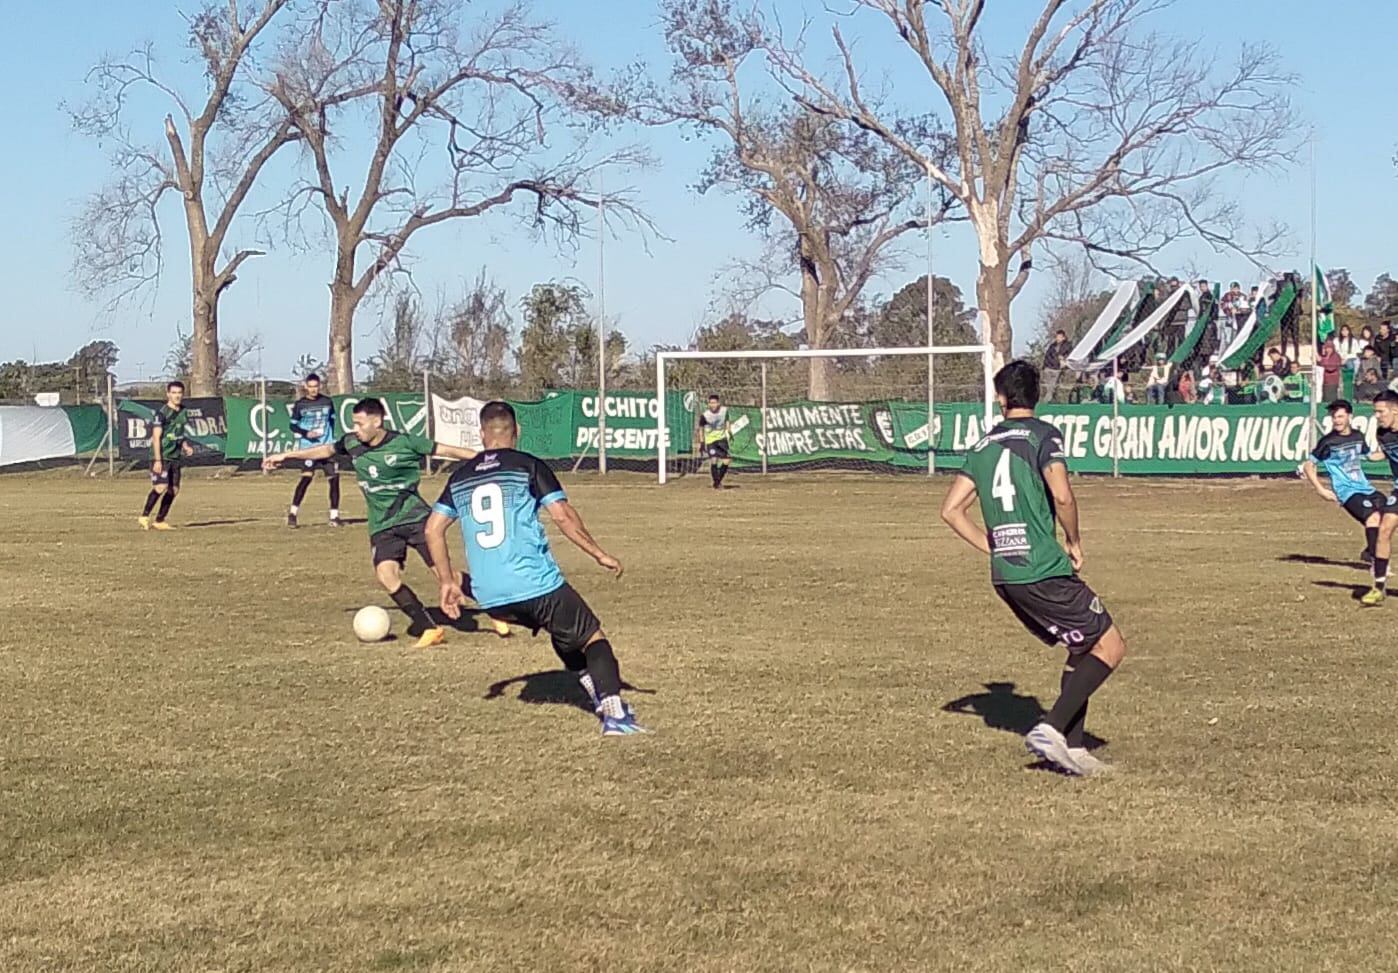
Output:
[2,0,1394,383]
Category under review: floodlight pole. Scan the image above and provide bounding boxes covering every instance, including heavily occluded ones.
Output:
[760,361,769,476]
[1308,134,1319,452]
[259,376,268,474]
[106,372,115,477]
[926,163,936,476]
[1112,358,1121,479]
[597,171,608,475]
[656,354,668,484]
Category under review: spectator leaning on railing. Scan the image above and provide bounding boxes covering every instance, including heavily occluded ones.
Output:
[1356,368,1386,402]
[1374,321,1395,378]
[1319,339,1343,403]
[1146,353,1172,404]
[1335,324,1362,373]
[1041,329,1071,404]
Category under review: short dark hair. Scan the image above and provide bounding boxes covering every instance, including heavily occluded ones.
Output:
[1375,390,1398,407]
[707,393,720,401]
[352,397,386,419]
[305,372,321,383]
[1054,329,1067,338]
[479,400,517,429]
[167,380,185,392]
[993,359,1040,410]
[1230,281,1241,288]
[1328,399,1353,416]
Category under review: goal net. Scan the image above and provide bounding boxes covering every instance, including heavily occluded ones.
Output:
[656,345,995,484]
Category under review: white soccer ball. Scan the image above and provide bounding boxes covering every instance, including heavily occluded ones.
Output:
[353,606,392,643]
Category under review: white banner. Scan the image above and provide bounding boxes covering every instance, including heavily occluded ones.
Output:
[431,393,487,450]
[0,405,77,467]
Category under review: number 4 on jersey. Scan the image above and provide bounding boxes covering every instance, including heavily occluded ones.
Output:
[991,450,1017,513]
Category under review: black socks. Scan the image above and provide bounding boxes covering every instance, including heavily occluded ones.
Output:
[1060,665,1088,748]
[1366,526,1379,557]
[390,584,436,635]
[583,639,623,699]
[1046,655,1112,737]
[1376,557,1390,593]
[156,491,176,522]
[292,475,313,508]
[142,491,160,517]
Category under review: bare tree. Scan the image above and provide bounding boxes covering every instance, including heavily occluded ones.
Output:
[265,0,648,393]
[768,0,1298,366]
[70,1,299,395]
[628,0,953,399]
[435,270,514,396]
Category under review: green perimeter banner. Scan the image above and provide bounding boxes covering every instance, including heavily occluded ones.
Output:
[540,389,694,458]
[723,401,1379,476]
[224,393,428,459]
[225,389,693,461]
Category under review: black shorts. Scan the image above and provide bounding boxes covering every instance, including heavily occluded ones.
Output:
[150,462,183,489]
[370,520,433,567]
[705,440,730,460]
[995,576,1114,654]
[300,458,339,477]
[1342,492,1386,524]
[494,583,601,656]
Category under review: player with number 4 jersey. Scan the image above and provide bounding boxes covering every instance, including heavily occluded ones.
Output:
[941,360,1128,777]
[426,400,646,736]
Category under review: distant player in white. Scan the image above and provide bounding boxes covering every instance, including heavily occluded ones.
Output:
[698,394,731,489]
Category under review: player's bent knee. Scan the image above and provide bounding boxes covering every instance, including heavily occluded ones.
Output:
[1091,626,1126,669]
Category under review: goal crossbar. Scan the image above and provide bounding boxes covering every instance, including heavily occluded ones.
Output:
[656,344,996,483]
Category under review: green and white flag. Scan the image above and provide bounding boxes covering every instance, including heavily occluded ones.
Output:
[1315,265,1335,344]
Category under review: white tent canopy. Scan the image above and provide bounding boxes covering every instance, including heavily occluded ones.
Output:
[0,406,77,467]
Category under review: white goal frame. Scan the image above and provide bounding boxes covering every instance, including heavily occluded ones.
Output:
[656,344,996,484]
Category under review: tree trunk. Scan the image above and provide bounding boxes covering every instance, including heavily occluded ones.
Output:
[189,262,219,396]
[326,242,358,394]
[327,283,357,395]
[976,264,1013,371]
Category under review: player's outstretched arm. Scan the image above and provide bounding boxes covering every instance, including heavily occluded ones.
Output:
[262,444,336,469]
[424,511,466,619]
[546,500,623,577]
[1301,460,1337,501]
[939,475,992,557]
[1043,462,1084,570]
[432,444,479,462]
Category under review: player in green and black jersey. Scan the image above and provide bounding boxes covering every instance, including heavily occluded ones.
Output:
[138,381,195,531]
[940,360,1128,777]
[264,397,504,648]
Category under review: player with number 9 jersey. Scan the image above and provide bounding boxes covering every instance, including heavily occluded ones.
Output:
[432,450,567,609]
[425,400,646,735]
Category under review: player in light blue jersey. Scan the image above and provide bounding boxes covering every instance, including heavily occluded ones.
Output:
[286,373,341,528]
[424,401,645,736]
[1302,399,1387,566]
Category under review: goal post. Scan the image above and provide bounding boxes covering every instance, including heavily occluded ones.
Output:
[656,344,996,484]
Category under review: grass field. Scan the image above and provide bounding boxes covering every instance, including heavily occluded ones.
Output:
[3,467,1398,971]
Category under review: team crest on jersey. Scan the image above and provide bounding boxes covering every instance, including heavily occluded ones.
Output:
[385,454,398,466]
[1089,597,1103,614]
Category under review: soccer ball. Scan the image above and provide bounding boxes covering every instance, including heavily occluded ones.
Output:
[353,606,392,643]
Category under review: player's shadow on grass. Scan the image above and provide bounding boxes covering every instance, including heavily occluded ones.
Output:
[1311,580,1370,601]
[483,670,654,713]
[183,518,259,529]
[943,681,1107,751]
[1278,553,1369,570]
